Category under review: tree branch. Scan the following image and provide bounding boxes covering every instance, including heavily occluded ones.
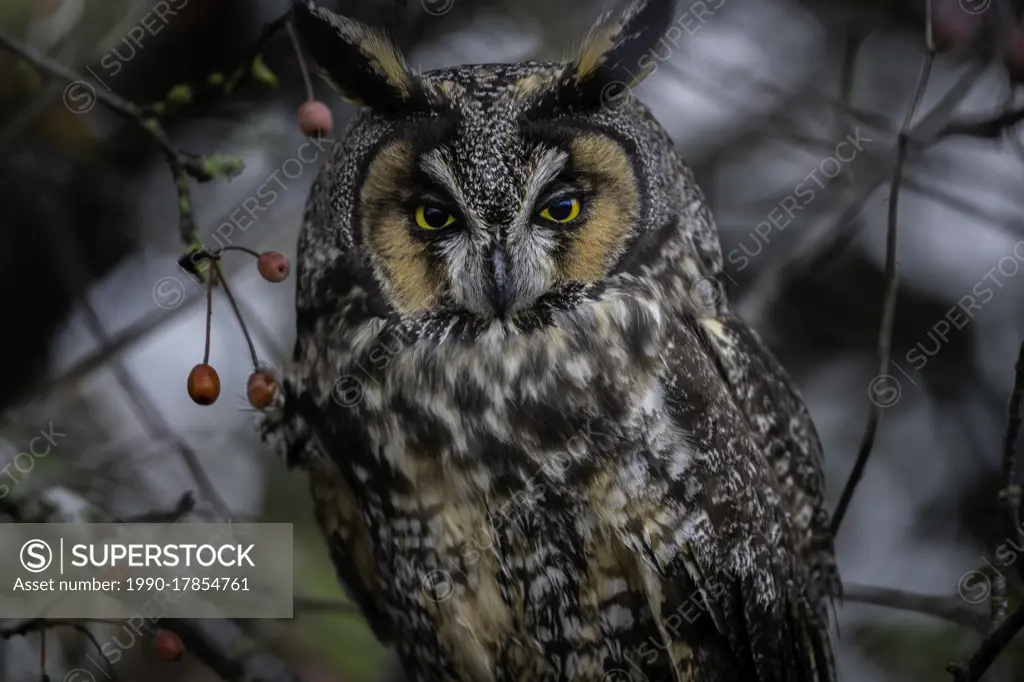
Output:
[116,491,196,523]
[948,604,1024,681]
[984,339,1024,627]
[0,32,210,184]
[935,107,1024,139]
[831,48,936,535]
[0,11,290,247]
[842,582,988,634]
[947,341,1024,679]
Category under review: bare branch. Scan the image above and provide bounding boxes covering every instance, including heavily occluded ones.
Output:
[117,491,196,523]
[946,341,1024,679]
[843,582,988,634]
[0,33,209,184]
[212,260,261,372]
[948,604,1024,681]
[0,9,290,246]
[831,49,936,535]
[988,340,1024,629]
[935,107,1024,139]
[71,623,121,681]
[735,59,989,328]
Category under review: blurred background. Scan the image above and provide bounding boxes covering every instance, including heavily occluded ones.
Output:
[1,0,1024,679]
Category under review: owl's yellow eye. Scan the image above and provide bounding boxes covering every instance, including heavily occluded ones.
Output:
[414,205,456,230]
[538,197,581,223]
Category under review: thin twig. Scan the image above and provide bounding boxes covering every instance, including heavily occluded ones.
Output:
[287,19,316,101]
[831,49,936,535]
[217,245,262,259]
[990,341,1024,628]
[204,267,214,366]
[212,260,261,371]
[171,159,201,244]
[836,26,865,168]
[947,343,1024,679]
[71,623,120,681]
[1002,341,1024,539]
[233,292,290,365]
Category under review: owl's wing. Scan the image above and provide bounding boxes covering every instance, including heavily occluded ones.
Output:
[694,310,840,607]
[602,312,835,682]
[665,158,838,607]
[667,175,838,609]
[261,397,396,645]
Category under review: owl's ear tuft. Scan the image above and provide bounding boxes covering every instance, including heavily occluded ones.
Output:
[291,1,436,114]
[571,0,676,85]
[535,0,675,112]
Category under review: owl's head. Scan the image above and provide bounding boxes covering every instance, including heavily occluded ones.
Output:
[293,0,685,325]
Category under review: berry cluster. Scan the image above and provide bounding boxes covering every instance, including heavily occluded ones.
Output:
[185,247,290,409]
[185,17,331,411]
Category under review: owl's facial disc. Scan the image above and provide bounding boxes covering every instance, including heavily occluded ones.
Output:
[358,123,641,321]
[294,0,677,319]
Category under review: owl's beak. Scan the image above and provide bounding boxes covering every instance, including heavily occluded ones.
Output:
[489,245,514,319]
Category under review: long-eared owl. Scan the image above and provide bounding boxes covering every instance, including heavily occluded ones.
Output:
[261,0,841,680]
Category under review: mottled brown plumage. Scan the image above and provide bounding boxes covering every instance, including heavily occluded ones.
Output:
[260,1,840,680]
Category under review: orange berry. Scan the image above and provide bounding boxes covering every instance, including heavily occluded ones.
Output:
[153,629,184,661]
[298,99,333,137]
[187,364,220,405]
[247,370,278,409]
[257,251,290,283]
